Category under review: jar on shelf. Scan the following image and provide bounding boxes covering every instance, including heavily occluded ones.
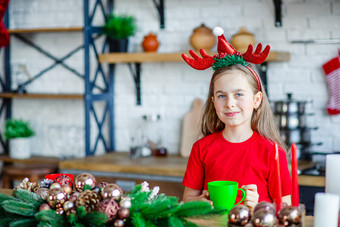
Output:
[190,24,216,52]
[142,32,160,52]
[230,27,255,54]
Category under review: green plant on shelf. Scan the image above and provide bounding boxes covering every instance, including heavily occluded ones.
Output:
[4,119,35,140]
[103,13,137,39]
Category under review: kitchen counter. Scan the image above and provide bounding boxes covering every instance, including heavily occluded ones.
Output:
[59,152,325,187]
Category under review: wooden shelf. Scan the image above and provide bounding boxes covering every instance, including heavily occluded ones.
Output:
[8,27,83,34]
[98,51,290,64]
[0,93,83,99]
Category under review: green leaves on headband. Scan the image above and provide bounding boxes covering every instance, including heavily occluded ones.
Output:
[212,54,248,71]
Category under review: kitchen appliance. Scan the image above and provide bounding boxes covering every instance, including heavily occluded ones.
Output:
[272,93,320,160]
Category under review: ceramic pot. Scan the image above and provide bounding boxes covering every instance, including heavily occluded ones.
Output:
[142,33,159,52]
[230,27,255,54]
[9,137,31,159]
[273,93,307,115]
[190,24,216,51]
[108,37,129,52]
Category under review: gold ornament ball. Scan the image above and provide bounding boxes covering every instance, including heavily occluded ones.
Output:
[101,183,123,200]
[61,184,73,195]
[120,197,131,209]
[74,173,96,192]
[114,219,125,227]
[39,203,51,211]
[63,201,75,212]
[47,188,67,208]
[50,182,61,189]
[56,207,64,215]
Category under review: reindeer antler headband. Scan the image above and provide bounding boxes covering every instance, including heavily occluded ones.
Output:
[181,27,270,91]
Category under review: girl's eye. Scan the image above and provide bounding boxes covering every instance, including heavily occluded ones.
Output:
[218,94,225,98]
[236,93,243,97]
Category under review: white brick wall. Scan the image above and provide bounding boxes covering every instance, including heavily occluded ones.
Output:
[2,0,340,157]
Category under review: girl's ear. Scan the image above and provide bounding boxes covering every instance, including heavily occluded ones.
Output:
[254,91,263,109]
[211,96,215,104]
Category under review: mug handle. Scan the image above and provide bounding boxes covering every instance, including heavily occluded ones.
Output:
[235,188,246,206]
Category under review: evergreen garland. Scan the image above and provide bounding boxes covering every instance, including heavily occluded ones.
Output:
[212,54,248,71]
[0,181,222,227]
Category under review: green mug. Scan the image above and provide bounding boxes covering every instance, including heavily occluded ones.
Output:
[208,181,246,212]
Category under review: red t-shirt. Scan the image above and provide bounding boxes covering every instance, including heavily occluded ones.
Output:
[182,131,292,202]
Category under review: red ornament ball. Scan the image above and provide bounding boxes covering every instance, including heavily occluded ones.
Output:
[96,198,120,222]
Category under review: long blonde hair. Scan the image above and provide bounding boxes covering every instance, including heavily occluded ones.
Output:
[201,64,287,152]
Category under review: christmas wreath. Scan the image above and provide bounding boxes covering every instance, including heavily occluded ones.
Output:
[0,173,220,227]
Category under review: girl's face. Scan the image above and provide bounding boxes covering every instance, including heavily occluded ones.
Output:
[212,70,262,130]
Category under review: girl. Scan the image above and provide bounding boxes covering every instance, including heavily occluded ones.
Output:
[181,28,292,211]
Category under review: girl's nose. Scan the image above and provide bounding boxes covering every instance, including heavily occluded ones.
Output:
[225,97,236,108]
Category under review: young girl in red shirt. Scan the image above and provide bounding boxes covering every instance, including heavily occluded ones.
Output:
[181,28,292,212]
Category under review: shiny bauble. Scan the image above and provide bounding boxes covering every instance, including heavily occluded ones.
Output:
[74,173,96,192]
[61,184,73,195]
[39,203,51,211]
[54,174,73,187]
[92,186,100,194]
[35,188,49,200]
[230,27,255,54]
[190,24,216,52]
[120,197,132,209]
[68,191,80,202]
[254,201,276,214]
[47,188,67,208]
[252,209,276,227]
[142,33,159,52]
[96,198,119,222]
[101,183,123,200]
[50,182,61,190]
[114,219,125,227]
[277,206,301,226]
[63,201,75,212]
[228,205,251,225]
[118,207,130,219]
[56,207,64,215]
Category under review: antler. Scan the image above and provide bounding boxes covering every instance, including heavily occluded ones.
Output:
[181,49,215,70]
[242,43,270,64]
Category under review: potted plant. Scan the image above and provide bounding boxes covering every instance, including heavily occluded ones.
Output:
[102,13,137,52]
[4,119,35,159]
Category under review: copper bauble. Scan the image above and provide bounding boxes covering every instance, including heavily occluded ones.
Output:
[97,198,119,222]
[35,188,49,200]
[254,201,276,214]
[277,206,301,226]
[39,203,51,211]
[68,191,80,202]
[114,219,125,227]
[190,24,216,52]
[47,188,67,208]
[74,173,96,192]
[142,33,159,52]
[228,205,251,225]
[63,201,75,212]
[252,209,276,227]
[118,207,130,219]
[101,183,123,200]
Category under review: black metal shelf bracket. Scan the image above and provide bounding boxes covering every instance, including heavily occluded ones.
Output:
[128,63,142,105]
[274,0,282,27]
[152,0,165,29]
[258,62,268,96]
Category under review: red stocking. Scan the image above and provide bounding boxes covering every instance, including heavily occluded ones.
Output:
[0,0,10,48]
[322,50,340,115]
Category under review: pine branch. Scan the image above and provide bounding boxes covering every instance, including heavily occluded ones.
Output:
[78,211,108,226]
[174,201,213,217]
[168,216,185,227]
[35,209,65,226]
[0,192,19,203]
[13,189,44,208]
[9,218,37,227]
[1,200,37,216]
